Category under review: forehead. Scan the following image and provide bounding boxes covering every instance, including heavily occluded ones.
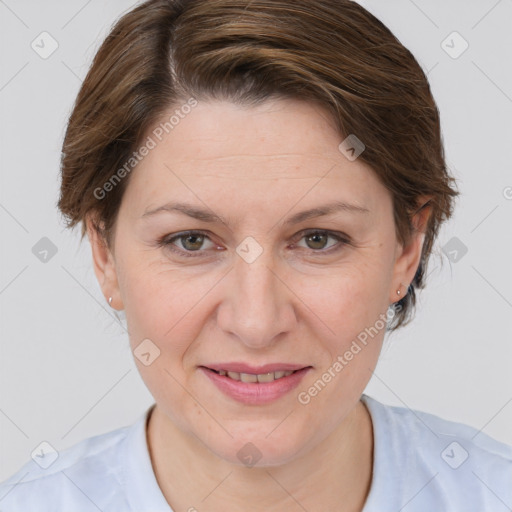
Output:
[172,99,333,157]
[120,98,387,218]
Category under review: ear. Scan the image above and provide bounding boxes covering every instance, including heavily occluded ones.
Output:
[85,214,123,310]
[389,197,432,303]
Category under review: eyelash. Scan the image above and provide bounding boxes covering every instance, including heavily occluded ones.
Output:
[158,229,350,258]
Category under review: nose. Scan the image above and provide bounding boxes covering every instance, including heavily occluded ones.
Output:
[216,248,297,350]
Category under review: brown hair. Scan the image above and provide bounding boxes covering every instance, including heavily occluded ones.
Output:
[58,0,458,329]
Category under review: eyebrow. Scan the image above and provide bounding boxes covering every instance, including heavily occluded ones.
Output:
[141,200,370,226]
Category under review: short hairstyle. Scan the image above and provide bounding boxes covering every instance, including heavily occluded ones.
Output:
[58,0,458,330]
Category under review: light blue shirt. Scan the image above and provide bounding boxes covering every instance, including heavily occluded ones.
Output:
[1,394,511,511]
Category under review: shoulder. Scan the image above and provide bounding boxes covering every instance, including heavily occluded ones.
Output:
[0,422,132,511]
[362,394,512,511]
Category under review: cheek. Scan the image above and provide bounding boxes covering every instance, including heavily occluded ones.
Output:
[117,264,209,417]
[294,263,389,423]
[121,271,199,346]
[316,253,393,337]
[300,250,392,396]
[116,248,225,366]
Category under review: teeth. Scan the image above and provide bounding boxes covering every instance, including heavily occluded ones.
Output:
[240,373,258,383]
[216,369,295,382]
[257,372,275,383]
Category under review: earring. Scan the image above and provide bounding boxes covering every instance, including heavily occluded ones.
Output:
[396,289,401,296]
[107,295,123,324]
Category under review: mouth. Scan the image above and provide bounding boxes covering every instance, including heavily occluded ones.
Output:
[199,364,312,404]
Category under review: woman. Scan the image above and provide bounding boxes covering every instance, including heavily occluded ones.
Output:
[1,0,510,510]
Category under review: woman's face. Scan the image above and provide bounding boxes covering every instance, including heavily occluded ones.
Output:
[90,98,423,465]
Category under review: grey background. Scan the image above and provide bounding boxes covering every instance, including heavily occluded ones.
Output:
[1,0,511,482]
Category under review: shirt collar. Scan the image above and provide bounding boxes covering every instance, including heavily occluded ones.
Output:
[121,403,175,511]
[360,393,404,511]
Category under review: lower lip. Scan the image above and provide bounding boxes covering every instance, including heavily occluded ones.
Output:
[199,367,311,405]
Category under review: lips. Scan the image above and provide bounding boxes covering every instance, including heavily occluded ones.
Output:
[199,363,312,404]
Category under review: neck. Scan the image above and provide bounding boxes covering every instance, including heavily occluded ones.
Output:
[147,399,374,512]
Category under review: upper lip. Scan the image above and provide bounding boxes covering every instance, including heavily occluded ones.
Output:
[203,363,310,374]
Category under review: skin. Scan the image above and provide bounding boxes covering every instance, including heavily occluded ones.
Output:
[87,98,430,512]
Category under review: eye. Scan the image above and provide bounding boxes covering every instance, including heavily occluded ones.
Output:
[293,229,348,253]
[160,230,217,257]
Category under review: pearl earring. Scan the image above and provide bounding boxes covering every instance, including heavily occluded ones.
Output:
[108,296,113,307]
[396,289,401,296]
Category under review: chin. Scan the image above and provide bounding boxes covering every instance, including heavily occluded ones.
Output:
[195,419,318,468]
